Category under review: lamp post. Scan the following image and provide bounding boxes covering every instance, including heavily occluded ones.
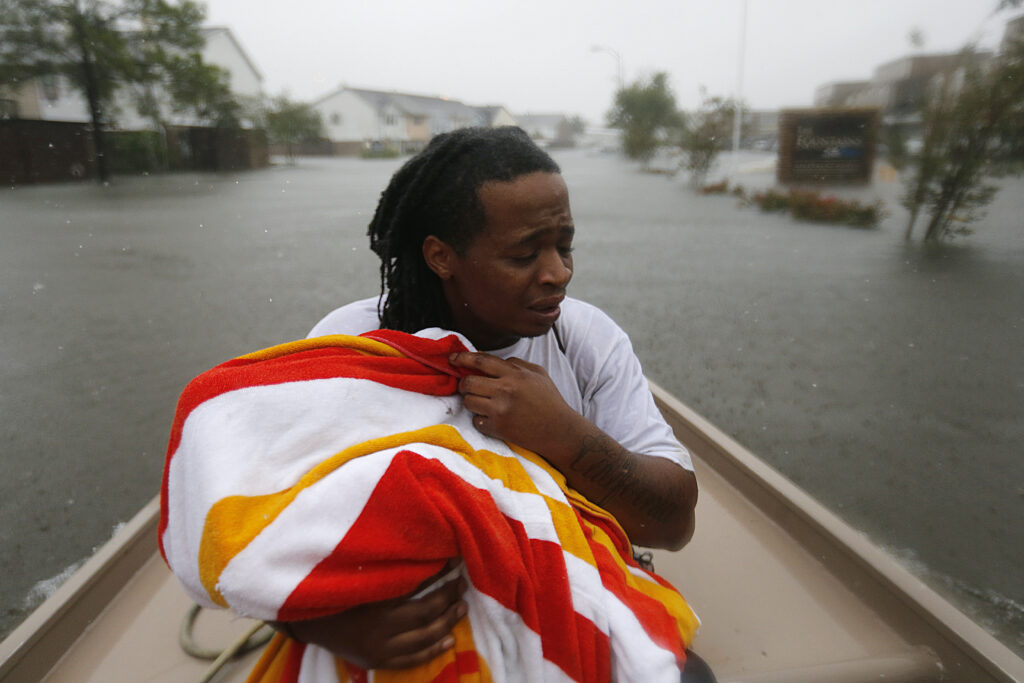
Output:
[590,44,624,90]
[729,0,748,182]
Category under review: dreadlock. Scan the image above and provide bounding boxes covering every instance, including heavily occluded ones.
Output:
[367,126,561,333]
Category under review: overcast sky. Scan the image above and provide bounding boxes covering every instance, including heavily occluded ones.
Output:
[203,0,1017,124]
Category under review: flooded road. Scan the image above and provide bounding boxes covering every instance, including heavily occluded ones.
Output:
[2,151,1022,654]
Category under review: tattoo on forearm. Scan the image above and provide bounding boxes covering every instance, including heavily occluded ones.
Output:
[568,435,679,523]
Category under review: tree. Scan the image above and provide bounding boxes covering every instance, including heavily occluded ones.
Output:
[0,0,238,182]
[264,95,324,163]
[680,91,739,187]
[606,72,683,166]
[902,36,1024,242]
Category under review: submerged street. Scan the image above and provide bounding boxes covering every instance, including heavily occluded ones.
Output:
[2,150,1022,654]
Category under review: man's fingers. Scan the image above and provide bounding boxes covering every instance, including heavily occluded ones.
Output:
[387,569,466,629]
[457,373,496,398]
[404,558,460,597]
[377,635,455,670]
[449,351,511,376]
[378,597,468,669]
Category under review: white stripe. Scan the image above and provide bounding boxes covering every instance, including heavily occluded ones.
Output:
[217,451,396,618]
[297,643,342,683]
[465,590,575,683]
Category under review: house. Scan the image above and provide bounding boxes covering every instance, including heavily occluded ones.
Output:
[812,52,991,133]
[814,81,871,108]
[515,114,581,148]
[312,87,518,155]
[475,105,518,128]
[4,26,264,129]
[1,25,267,182]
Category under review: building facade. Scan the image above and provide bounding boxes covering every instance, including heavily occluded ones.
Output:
[4,26,264,130]
[312,87,518,155]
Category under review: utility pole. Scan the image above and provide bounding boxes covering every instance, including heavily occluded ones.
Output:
[729,0,748,182]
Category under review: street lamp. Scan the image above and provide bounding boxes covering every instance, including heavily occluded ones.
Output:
[590,44,624,90]
[729,0,748,182]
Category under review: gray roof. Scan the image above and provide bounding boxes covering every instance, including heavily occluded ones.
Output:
[348,88,482,122]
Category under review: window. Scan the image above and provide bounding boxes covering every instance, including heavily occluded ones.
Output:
[40,75,59,102]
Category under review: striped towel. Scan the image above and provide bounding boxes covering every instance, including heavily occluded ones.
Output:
[159,330,699,682]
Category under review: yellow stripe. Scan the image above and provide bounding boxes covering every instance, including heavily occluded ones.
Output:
[373,616,490,682]
[199,419,698,645]
[243,633,296,683]
[235,334,404,361]
[199,423,579,605]
[584,516,700,646]
[200,424,474,604]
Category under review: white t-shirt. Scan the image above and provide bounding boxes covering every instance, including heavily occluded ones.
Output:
[308,296,693,471]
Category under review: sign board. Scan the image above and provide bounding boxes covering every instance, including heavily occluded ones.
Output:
[777,108,879,184]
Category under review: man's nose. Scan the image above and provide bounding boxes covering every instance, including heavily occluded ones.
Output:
[538,249,572,287]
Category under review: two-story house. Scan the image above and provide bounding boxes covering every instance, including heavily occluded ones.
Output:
[312,86,517,155]
[5,26,264,130]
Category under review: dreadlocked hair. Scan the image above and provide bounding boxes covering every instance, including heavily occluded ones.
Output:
[367,126,560,333]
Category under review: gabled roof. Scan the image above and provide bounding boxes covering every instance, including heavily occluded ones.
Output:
[200,26,263,82]
[349,88,480,120]
[515,113,569,130]
[313,86,487,121]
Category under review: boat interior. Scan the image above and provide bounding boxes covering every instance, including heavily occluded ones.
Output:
[1,382,1021,682]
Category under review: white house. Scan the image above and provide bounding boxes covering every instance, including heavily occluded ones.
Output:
[5,26,263,129]
[312,87,519,155]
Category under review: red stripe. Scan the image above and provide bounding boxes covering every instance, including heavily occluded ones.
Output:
[589,538,686,663]
[281,639,306,683]
[159,332,470,559]
[454,650,480,674]
[281,452,620,680]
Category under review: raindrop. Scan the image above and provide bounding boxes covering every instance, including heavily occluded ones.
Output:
[268,297,274,303]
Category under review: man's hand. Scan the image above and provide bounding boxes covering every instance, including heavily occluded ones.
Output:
[276,561,468,670]
[448,351,576,454]
[449,351,697,550]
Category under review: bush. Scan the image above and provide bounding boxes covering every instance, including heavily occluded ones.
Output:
[752,189,790,213]
[699,180,729,194]
[360,146,400,159]
[107,130,168,174]
[751,188,883,228]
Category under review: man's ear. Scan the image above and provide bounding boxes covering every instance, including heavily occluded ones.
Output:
[422,235,456,280]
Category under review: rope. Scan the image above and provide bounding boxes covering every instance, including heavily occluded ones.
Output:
[179,603,274,681]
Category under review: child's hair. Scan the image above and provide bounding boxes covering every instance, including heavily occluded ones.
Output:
[367,126,560,332]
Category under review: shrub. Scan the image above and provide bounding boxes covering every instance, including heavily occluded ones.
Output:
[699,180,729,194]
[751,188,883,228]
[752,189,790,212]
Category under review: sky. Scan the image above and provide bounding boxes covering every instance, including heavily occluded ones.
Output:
[202,0,1017,125]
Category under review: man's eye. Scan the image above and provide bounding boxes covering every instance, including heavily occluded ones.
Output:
[510,252,537,263]
[559,246,575,257]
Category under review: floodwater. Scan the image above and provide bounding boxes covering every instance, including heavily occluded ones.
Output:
[1,151,1022,655]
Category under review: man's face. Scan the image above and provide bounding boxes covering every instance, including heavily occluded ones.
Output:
[435,171,574,350]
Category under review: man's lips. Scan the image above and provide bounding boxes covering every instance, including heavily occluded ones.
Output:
[529,295,565,313]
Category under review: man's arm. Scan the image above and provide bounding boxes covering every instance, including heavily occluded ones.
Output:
[449,352,697,550]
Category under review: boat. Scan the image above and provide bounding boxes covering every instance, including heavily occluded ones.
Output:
[1,381,1022,682]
